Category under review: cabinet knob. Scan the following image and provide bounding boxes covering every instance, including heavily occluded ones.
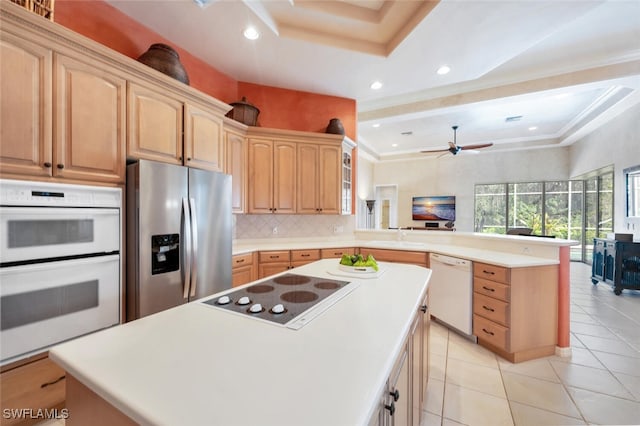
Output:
[179,156,183,161]
[384,402,395,416]
[420,305,427,313]
[187,157,191,161]
[389,389,400,402]
[43,162,52,168]
[57,164,64,169]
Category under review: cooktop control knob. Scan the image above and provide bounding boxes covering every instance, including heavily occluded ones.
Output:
[217,296,231,305]
[238,296,251,305]
[272,304,285,314]
[249,303,262,313]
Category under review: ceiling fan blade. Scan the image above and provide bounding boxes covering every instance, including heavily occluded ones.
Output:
[420,148,450,153]
[459,142,493,150]
[448,141,457,150]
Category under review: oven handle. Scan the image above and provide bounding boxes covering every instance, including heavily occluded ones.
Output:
[182,198,192,300]
[189,198,198,298]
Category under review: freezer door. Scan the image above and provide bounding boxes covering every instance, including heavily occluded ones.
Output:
[188,168,232,300]
[127,161,189,319]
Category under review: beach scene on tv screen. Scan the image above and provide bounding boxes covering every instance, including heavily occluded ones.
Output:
[412,196,455,221]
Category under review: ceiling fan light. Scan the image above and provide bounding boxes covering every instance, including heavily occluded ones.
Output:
[529,126,538,131]
[243,26,260,40]
[370,81,383,90]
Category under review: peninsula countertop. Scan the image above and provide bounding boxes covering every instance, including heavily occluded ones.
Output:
[49,259,431,426]
[233,230,577,268]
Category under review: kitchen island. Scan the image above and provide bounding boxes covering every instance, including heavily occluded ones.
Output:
[49,259,431,426]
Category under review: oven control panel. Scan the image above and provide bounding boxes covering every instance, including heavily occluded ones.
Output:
[0,179,121,207]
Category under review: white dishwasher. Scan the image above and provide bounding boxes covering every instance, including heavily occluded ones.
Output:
[429,253,474,338]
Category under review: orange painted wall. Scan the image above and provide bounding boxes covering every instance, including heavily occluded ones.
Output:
[53,1,356,138]
[238,82,357,139]
[55,0,237,102]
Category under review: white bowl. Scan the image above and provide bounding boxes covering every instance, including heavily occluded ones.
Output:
[338,264,377,273]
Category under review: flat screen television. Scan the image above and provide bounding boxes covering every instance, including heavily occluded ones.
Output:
[412,196,456,221]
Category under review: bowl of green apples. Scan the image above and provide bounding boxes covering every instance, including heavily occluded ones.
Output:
[338,254,379,273]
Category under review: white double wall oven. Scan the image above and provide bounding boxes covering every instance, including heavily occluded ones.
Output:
[0,180,122,366]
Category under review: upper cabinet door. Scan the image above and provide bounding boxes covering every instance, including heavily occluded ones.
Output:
[54,54,126,183]
[248,138,274,214]
[273,141,296,214]
[128,82,183,165]
[0,34,52,177]
[184,102,224,172]
[297,143,319,214]
[225,130,246,213]
[318,144,341,214]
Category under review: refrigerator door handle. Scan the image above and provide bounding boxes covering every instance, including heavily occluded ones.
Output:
[182,197,192,299]
[189,197,198,298]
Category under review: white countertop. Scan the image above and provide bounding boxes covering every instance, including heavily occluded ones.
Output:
[49,259,430,426]
[233,235,565,267]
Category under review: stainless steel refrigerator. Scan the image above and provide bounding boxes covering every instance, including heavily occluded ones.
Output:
[126,160,232,320]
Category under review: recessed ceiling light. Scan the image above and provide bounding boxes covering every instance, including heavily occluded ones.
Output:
[370,81,383,90]
[243,26,260,40]
[505,115,523,122]
[400,131,413,136]
[392,143,398,147]
[372,123,381,128]
[437,65,451,75]
[529,126,538,131]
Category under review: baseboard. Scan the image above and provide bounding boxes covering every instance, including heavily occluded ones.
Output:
[555,346,572,357]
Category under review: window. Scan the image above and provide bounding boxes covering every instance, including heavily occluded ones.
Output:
[474,170,613,263]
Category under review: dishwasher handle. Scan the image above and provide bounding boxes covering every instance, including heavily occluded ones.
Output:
[431,253,471,269]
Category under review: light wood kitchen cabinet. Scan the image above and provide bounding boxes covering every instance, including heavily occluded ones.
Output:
[224,118,248,213]
[257,249,320,278]
[183,102,224,172]
[127,81,183,165]
[1,357,66,426]
[232,252,256,287]
[258,250,291,278]
[321,247,356,259]
[472,262,558,362]
[54,54,126,183]
[128,82,228,172]
[372,290,429,426]
[361,248,429,267]
[0,33,52,178]
[0,37,126,183]
[297,143,341,214]
[247,139,296,214]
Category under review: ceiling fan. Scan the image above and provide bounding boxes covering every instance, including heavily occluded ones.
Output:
[421,126,493,157]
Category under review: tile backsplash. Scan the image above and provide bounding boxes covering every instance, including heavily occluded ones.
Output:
[234,214,355,239]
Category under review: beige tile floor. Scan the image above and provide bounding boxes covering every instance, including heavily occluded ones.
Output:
[422,262,640,426]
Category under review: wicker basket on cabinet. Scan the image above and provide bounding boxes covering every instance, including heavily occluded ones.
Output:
[9,0,54,21]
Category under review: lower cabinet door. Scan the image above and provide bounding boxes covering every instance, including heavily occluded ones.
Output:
[1,357,66,426]
[232,265,253,287]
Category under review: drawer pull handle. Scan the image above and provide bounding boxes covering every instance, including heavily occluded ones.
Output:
[270,256,279,259]
[482,286,495,292]
[384,402,396,416]
[482,305,495,312]
[334,252,342,255]
[389,389,400,402]
[41,375,66,388]
[482,270,495,275]
[420,305,428,313]
[301,254,310,257]
[482,328,495,336]
[235,259,245,264]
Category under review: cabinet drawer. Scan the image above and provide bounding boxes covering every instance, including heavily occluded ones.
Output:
[321,247,356,259]
[473,278,510,302]
[232,252,253,268]
[1,357,66,426]
[474,262,510,284]
[364,248,427,265]
[259,251,290,263]
[473,293,509,326]
[290,249,320,262]
[474,315,509,351]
